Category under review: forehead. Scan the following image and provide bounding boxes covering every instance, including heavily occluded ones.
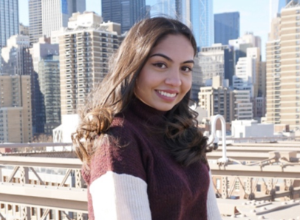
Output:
[150,34,195,60]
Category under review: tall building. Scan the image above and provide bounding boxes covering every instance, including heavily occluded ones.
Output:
[189,0,214,49]
[29,0,42,44]
[0,75,32,143]
[30,37,59,134]
[41,0,86,37]
[198,44,234,86]
[102,0,146,33]
[198,76,233,122]
[54,12,120,116]
[1,35,32,76]
[270,0,294,24]
[149,0,213,49]
[191,55,202,102]
[266,2,300,130]
[233,47,261,98]
[214,12,240,45]
[0,0,19,48]
[229,33,262,73]
[198,76,253,122]
[38,55,60,134]
[233,57,255,98]
[232,90,253,120]
[177,0,214,49]
[149,0,182,19]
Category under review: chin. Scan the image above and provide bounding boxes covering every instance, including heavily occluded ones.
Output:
[155,104,175,111]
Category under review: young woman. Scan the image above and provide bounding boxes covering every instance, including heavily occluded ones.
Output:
[72,17,222,220]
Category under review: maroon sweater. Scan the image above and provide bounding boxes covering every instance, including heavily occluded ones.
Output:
[83,97,210,220]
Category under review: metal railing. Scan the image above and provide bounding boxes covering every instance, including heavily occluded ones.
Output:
[0,143,87,220]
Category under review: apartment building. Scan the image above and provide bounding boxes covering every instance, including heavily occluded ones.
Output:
[1,35,32,76]
[53,12,120,116]
[266,2,300,131]
[41,0,86,38]
[198,44,234,86]
[232,90,253,120]
[199,76,253,122]
[0,75,32,143]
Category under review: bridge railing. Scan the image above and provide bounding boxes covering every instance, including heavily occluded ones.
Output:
[0,143,87,220]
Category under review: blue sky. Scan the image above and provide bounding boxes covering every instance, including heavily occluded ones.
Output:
[19,0,269,60]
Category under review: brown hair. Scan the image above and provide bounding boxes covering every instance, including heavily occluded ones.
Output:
[72,17,207,168]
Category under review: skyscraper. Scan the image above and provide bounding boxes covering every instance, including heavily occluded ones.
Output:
[172,0,214,49]
[102,0,146,33]
[0,0,19,48]
[266,1,300,130]
[29,0,43,44]
[41,0,86,37]
[149,0,182,19]
[269,0,294,24]
[1,35,31,76]
[150,0,213,49]
[189,0,214,49]
[0,75,32,143]
[214,12,240,45]
[38,55,61,134]
[30,37,59,134]
[55,12,120,116]
[198,44,234,86]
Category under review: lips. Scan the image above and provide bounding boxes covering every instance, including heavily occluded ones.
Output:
[157,90,177,97]
[155,90,178,101]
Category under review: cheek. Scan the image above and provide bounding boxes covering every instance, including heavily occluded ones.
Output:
[182,75,192,92]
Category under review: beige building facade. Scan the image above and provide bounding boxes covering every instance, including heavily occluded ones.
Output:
[266,3,300,131]
[198,76,253,122]
[54,12,120,116]
[198,77,233,122]
[0,75,32,143]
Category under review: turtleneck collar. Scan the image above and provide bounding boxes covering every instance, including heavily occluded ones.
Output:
[124,96,167,127]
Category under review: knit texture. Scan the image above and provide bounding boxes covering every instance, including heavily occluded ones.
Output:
[83,97,216,220]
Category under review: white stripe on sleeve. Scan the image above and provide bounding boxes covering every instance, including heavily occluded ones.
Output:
[207,170,223,220]
[90,171,152,220]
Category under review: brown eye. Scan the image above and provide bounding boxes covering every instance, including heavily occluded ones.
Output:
[153,63,167,69]
[181,66,192,72]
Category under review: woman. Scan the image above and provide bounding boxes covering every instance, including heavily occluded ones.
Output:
[72,17,222,220]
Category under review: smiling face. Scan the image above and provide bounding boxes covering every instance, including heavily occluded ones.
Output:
[134,34,194,111]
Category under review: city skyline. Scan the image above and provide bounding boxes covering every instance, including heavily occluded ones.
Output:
[18,0,269,60]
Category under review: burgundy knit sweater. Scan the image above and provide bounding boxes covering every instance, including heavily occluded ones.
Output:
[82,98,222,220]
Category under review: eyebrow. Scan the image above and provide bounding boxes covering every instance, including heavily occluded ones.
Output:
[149,53,194,64]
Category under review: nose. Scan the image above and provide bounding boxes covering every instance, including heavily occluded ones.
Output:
[165,68,182,87]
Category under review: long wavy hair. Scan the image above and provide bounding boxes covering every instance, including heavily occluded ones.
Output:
[72,17,208,168]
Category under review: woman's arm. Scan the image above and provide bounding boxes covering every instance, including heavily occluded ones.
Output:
[90,171,152,220]
[206,170,223,220]
[88,124,152,220]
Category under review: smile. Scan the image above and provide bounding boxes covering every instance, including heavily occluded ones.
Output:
[157,90,177,98]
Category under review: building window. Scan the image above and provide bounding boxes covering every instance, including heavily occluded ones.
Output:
[256,184,261,192]
[234,180,240,191]
[275,186,280,191]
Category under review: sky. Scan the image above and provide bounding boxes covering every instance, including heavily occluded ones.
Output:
[18,0,270,60]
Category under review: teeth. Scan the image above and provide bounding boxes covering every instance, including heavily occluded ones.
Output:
[158,91,176,98]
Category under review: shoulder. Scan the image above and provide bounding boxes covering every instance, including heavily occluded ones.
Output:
[89,113,147,184]
[107,112,139,139]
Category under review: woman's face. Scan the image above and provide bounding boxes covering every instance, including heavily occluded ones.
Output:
[135,34,194,111]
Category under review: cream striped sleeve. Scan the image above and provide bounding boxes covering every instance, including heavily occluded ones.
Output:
[90,171,152,220]
[206,170,223,220]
